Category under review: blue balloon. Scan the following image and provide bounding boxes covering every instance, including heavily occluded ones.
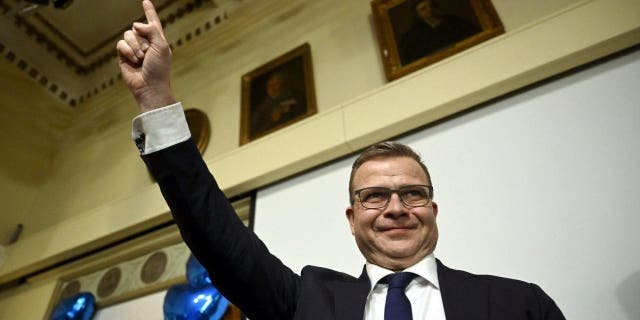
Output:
[186,255,212,288]
[163,284,229,320]
[50,292,95,320]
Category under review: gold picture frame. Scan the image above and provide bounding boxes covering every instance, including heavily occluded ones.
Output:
[240,43,317,145]
[371,0,504,81]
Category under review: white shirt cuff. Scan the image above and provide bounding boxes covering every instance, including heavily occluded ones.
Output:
[131,102,191,155]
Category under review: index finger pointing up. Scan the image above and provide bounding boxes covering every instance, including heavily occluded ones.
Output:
[142,0,162,30]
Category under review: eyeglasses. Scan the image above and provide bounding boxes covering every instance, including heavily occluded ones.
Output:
[353,185,433,209]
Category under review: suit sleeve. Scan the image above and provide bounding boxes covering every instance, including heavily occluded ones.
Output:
[143,139,300,320]
[529,283,566,320]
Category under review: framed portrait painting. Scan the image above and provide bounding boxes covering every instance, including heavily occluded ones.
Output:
[371,0,504,81]
[240,43,317,145]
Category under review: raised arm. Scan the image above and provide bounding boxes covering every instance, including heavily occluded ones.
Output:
[116,3,302,319]
[116,0,175,113]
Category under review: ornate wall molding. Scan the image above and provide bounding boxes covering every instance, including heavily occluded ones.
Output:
[0,0,244,107]
[43,195,252,317]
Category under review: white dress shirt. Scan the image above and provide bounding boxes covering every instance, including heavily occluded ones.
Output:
[364,253,446,320]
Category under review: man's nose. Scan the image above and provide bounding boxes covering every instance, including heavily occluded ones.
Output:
[384,192,408,216]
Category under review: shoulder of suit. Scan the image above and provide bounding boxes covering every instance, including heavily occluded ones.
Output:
[300,265,360,282]
[438,260,540,291]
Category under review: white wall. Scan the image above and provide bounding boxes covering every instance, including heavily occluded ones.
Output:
[254,48,640,320]
[94,290,165,320]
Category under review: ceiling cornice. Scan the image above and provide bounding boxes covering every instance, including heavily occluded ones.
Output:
[0,0,245,107]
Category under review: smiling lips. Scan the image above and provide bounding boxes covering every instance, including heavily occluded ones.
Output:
[378,227,416,239]
[378,225,415,232]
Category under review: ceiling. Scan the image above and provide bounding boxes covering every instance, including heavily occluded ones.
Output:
[0,0,237,106]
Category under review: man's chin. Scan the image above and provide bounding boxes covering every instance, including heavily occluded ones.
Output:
[380,242,420,259]
[375,251,421,270]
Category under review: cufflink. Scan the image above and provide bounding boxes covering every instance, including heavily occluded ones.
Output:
[135,133,146,154]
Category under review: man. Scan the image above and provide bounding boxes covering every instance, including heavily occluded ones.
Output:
[117,1,565,319]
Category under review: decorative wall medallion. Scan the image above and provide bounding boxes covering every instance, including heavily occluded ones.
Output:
[97,267,121,298]
[60,280,81,299]
[140,251,168,284]
[185,109,211,155]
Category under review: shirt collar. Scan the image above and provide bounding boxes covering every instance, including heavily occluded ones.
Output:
[365,253,440,293]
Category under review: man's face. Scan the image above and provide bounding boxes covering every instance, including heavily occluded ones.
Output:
[416,0,435,21]
[346,156,438,271]
[266,74,284,98]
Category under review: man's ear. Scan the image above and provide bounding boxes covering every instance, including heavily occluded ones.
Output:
[431,201,438,218]
[345,206,356,235]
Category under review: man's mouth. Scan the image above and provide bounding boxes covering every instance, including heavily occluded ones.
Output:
[378,225,414,232]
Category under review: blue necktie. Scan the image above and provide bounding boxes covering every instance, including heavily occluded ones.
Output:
[384,272,416,320]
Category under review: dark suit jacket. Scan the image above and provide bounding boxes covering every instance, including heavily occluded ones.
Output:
[143,139,565,320]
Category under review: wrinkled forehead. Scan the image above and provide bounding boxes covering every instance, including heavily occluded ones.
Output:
[352,156,428,188]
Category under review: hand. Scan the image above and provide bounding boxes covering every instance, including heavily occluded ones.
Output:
[117,0,176,113]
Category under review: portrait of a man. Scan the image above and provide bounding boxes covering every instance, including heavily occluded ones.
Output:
[241,43,316,144]
[249,68,306,139]
[372,0,504,80]
[394,0,481,65]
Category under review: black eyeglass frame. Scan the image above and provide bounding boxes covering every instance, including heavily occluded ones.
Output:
[353,184,434,209]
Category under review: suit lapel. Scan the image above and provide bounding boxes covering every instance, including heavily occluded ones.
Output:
[333,267,371,320]
[437,259,489,320]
